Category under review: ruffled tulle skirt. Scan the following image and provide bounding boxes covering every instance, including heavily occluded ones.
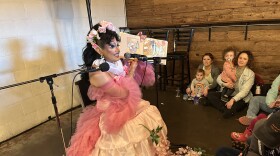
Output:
[90,100,167,156]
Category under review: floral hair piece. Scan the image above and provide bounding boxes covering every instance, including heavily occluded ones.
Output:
[86,20,116,50]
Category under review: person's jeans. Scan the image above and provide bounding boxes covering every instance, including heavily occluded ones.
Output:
[246,96,274,118]
[215,147,241,156]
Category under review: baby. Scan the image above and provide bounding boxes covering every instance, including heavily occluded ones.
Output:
[188,69,209,100]
[221,48,237,102]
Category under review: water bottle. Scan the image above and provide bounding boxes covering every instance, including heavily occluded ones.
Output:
[183,94,188,101]
[255,86,261,95]
[176,87,180,97]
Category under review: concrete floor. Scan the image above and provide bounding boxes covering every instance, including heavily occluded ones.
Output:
[0,87,246,156]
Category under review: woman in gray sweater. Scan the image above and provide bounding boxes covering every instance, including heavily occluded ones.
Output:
[186,53,220,96]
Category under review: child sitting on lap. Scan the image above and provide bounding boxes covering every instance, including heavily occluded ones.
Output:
[221,48,237,102]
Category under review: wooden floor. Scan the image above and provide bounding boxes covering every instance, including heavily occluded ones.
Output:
[143,87,246,155]
[0,87,247,156]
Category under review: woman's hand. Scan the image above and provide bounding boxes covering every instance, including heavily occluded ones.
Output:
[186,88,191,94]
[269,100,280,108]
[191,92,195,97]
[223,82,234,89]
[225,98,235,109]
[275,101,280,107]
[203,89,208,96]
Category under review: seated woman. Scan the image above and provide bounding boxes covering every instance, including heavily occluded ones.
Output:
[186,53,220,98]
[66,21,168,156]
[239,74,280,125]
[207,51,255,118]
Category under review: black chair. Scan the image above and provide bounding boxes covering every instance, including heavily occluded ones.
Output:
[75,78,96,108]
[164,28,194,91]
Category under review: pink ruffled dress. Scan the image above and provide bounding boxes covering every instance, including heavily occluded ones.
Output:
[66,60,168,156]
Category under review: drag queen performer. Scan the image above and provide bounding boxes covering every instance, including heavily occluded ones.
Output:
[66,21,168,156]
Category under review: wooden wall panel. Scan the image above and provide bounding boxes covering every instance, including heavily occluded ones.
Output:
[188,28,280,83]
[126,0,280,83]
[126,0,280,28]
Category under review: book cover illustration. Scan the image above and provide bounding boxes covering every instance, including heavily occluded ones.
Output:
[143,38,168,64]
[119,32,168,65]
[119,32,141,56]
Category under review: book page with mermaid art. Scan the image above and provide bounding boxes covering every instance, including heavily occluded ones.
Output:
[143,38,168,65]
[119,32,168,65]
[119,32,141,56]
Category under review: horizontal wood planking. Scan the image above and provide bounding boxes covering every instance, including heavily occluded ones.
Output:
[126,0,280,27]
[188,28,280,83]
[171,6,280,26]
[126,0,280,82]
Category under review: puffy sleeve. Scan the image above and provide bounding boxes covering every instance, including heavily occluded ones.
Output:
[133,61,155,87]
[88,76,142,133]
[88,76,141,101]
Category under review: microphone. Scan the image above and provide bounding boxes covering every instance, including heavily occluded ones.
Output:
[79,62,110,74]
[124,53,148,61]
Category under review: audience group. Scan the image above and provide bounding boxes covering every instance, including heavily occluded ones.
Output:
[185,47,280,156]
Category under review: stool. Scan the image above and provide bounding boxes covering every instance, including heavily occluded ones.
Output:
[75,78,96,108]
[160,28,194,91]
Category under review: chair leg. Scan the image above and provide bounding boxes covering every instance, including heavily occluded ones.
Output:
[181,56,184,92]
[172,59,175,85]
[159,65,162,90]
[164,65,167,91]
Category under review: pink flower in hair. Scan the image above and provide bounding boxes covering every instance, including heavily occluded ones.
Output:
[98,20,116,33]
[85,21,116,49]
[91,29,98,36]
[107,23,116,31]
[87,29,100,44]
[98,27,106,33]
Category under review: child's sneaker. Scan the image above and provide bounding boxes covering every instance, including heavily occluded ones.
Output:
[230,128,252,142]
[187,96,194,101]
[183,94,188,101]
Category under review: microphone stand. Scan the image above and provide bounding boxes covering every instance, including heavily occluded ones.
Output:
[0,68,83,155]
[152,57,162,108]
[85,0,93,29]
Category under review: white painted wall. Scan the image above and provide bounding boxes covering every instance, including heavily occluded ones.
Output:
[0,0,126,142]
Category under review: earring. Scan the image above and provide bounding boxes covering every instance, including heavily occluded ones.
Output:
[100,55,104,59]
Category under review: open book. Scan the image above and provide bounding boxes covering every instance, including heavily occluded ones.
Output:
[119,32,168,65]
